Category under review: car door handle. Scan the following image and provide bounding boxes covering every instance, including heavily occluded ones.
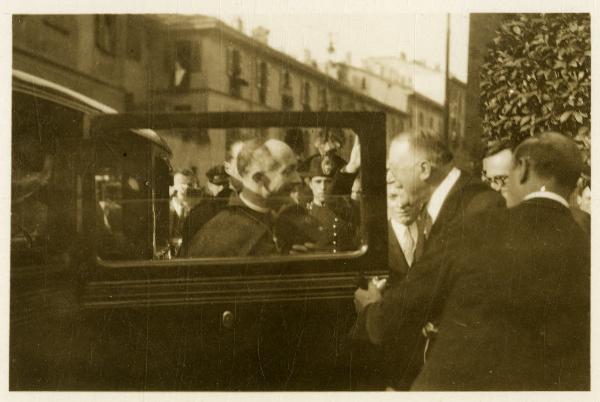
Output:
[222,310,235,329]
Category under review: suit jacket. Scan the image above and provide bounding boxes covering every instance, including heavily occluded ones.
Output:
[387,220,426,284]
[387,221,411,283]
[353,171,505,389]
[570,207,591,238]
[411,198,590,390]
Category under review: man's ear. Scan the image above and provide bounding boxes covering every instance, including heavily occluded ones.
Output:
[517,158,529,185]
[418,161,432,181]
[252,171,266,186]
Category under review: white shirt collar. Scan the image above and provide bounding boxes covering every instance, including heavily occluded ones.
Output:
[390,218,419,243]
[523,190,570,208]
[427,167,461,224]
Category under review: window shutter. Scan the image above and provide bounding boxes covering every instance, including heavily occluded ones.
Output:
[232,49,242,77]
[264,63,269,90]
[226,47,233,76]
[256,59,262,89]
[280,68,284,93]
[190,41,202,72]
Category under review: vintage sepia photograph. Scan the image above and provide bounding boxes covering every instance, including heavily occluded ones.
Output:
[3,0,595,398]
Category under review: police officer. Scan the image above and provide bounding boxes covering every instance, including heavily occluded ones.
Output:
[305,155,357,253]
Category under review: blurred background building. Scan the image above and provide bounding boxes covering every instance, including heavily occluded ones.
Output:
[13,14,467,178]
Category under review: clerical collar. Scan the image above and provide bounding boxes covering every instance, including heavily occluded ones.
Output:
[239,192,271,214]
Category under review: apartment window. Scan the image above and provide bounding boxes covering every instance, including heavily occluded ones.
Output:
[281,69,292,92]
[280,69,293,109]
[336,65,348,83]
[333,95,342,111]
[281,93,294,110]
[301,80,311,111]
[256,60,268,105]
[95,15,117,55]
[418,111,424,126]
[126,16,142,61]
[227,47,247,97]
[317,87,328,111]
[361,77,367,91]
[171,41,192,91]
[429,116,434,129]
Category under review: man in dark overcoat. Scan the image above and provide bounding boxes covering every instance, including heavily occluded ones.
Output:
[352,131,504,389]
[411,132,590,390]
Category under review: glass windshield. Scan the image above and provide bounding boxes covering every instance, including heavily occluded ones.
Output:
[95,126,366,262]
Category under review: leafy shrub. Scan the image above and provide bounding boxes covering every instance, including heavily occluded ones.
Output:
[480,14,591,168]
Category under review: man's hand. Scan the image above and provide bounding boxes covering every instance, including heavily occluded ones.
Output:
[354,277,387,313]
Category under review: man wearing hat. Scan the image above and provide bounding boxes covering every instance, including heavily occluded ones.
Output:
[304,154,358,253]
[198,165,230,198]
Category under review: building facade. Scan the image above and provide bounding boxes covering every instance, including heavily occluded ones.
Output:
[13,14,409,180]
[332,61,452,147]
[363,54,446,105]
[407,92,444,139]
[447,76,467,152]
[13,15,159,112]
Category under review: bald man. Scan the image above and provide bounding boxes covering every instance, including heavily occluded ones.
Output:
[186,138,301,257]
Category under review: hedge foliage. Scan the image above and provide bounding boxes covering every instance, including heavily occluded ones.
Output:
[480,14,591,168]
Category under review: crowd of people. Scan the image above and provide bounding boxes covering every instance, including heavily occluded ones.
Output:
[353,130,590,391]
[164,127,590,391]
[167,130,362,258]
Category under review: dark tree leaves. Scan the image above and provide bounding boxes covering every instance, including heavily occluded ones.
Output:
[480,14,591,169]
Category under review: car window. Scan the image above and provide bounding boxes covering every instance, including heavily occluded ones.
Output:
[94,134,154,260]
[11,92,80,266]
[95,126,367,262]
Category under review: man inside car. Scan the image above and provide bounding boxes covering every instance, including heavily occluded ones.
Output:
[185,138,301,257]
[303,154,358,253]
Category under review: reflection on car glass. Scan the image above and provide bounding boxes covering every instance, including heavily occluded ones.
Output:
[97,128,365,261]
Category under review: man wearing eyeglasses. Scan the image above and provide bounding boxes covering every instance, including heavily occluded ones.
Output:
[411,132,590,390]
[481,141,513,198]
[482,139,590,236]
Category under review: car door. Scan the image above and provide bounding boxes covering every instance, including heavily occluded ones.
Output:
[80,111,389,390]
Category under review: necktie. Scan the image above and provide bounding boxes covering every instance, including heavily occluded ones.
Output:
[421,209,433,240]
[402,226,415,266]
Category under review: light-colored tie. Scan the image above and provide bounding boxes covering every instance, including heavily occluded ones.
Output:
[421,210,433,240]
[402,226,415,266]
